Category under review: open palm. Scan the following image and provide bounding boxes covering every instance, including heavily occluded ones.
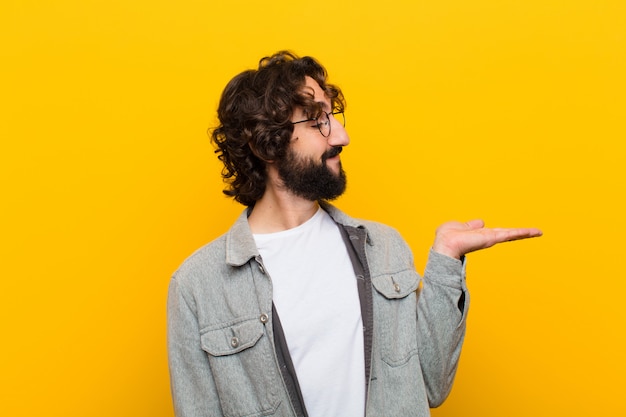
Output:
[432,219,542,260]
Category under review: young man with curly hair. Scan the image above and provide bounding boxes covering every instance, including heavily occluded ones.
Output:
[167,51,541,417]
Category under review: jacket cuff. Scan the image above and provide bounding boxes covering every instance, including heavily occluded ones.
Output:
[423,248,467,291]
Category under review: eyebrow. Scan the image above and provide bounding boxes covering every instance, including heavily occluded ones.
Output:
[316,100,331,112]
[301,84,332,112]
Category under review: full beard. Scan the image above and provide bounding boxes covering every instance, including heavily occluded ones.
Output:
[277,146,347,201]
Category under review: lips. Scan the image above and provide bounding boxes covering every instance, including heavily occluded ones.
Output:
[324,146,342,161]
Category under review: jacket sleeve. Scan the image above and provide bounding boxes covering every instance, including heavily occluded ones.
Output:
[417,249,469,407]
[167,276,222,416]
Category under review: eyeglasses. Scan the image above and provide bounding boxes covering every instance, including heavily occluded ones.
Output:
[291,111,345,138]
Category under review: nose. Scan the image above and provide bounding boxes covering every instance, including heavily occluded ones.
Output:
[327,115,350,147]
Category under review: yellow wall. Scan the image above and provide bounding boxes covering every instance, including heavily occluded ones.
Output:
[2,0,624,415]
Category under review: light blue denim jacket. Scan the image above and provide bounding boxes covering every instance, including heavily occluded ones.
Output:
[167,203,469,417]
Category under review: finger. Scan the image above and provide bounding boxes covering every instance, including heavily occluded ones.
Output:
[491,227,543,243]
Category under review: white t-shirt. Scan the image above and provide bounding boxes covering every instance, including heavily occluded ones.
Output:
[253,208,365,417]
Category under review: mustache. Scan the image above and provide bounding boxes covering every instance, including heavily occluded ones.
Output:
[322,147,343,161]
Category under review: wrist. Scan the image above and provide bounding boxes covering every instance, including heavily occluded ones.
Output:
[432,242,461,260]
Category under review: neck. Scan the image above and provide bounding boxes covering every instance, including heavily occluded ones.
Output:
[248,192,320,234]
[248,168,322,233]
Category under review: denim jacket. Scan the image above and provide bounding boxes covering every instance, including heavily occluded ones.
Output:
[167,203,469,417]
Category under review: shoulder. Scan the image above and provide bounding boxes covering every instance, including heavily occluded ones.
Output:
[171,233,229,289]
[322,202,408,246]
[321,203,415,270]
[361,219,405,242]
[362,219,415,268]
[172,209,256,287]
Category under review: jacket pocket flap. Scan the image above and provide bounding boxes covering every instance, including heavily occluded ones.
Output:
[372,271,420,299]
[200,319,264,356]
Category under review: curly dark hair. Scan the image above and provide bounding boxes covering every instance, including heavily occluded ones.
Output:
[211,51,346,206]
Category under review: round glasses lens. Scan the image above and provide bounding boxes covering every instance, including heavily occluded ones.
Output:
[316,112,329,137]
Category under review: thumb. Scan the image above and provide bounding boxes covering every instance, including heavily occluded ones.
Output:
[465,219,485,230]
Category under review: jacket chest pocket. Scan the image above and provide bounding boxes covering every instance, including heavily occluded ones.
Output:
[201,318,280,417]
[372,271,420,367]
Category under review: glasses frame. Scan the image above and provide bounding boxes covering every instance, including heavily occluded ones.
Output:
[291,110,345,138]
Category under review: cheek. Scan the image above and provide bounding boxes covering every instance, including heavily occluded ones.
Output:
[291,136,326,156]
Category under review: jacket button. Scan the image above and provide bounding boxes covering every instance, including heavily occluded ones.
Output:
[260,313,269,323]
[394,283,401,293]
[230,337,239,348]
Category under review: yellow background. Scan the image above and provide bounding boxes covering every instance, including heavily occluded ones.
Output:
[2,0,625,415]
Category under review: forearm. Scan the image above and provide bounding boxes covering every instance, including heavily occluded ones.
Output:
[417,249,469,407]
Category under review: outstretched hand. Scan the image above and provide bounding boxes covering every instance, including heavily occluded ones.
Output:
[432,219,542,260]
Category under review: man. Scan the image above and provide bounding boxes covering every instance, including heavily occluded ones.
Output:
[167,51,541,417]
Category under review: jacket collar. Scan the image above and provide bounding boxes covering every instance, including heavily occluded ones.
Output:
[225,207,258,267]
[225,202,373,267]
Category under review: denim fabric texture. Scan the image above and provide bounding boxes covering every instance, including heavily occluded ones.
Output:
[167,203,469,417]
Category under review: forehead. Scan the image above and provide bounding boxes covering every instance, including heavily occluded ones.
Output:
[302,76,331,110]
